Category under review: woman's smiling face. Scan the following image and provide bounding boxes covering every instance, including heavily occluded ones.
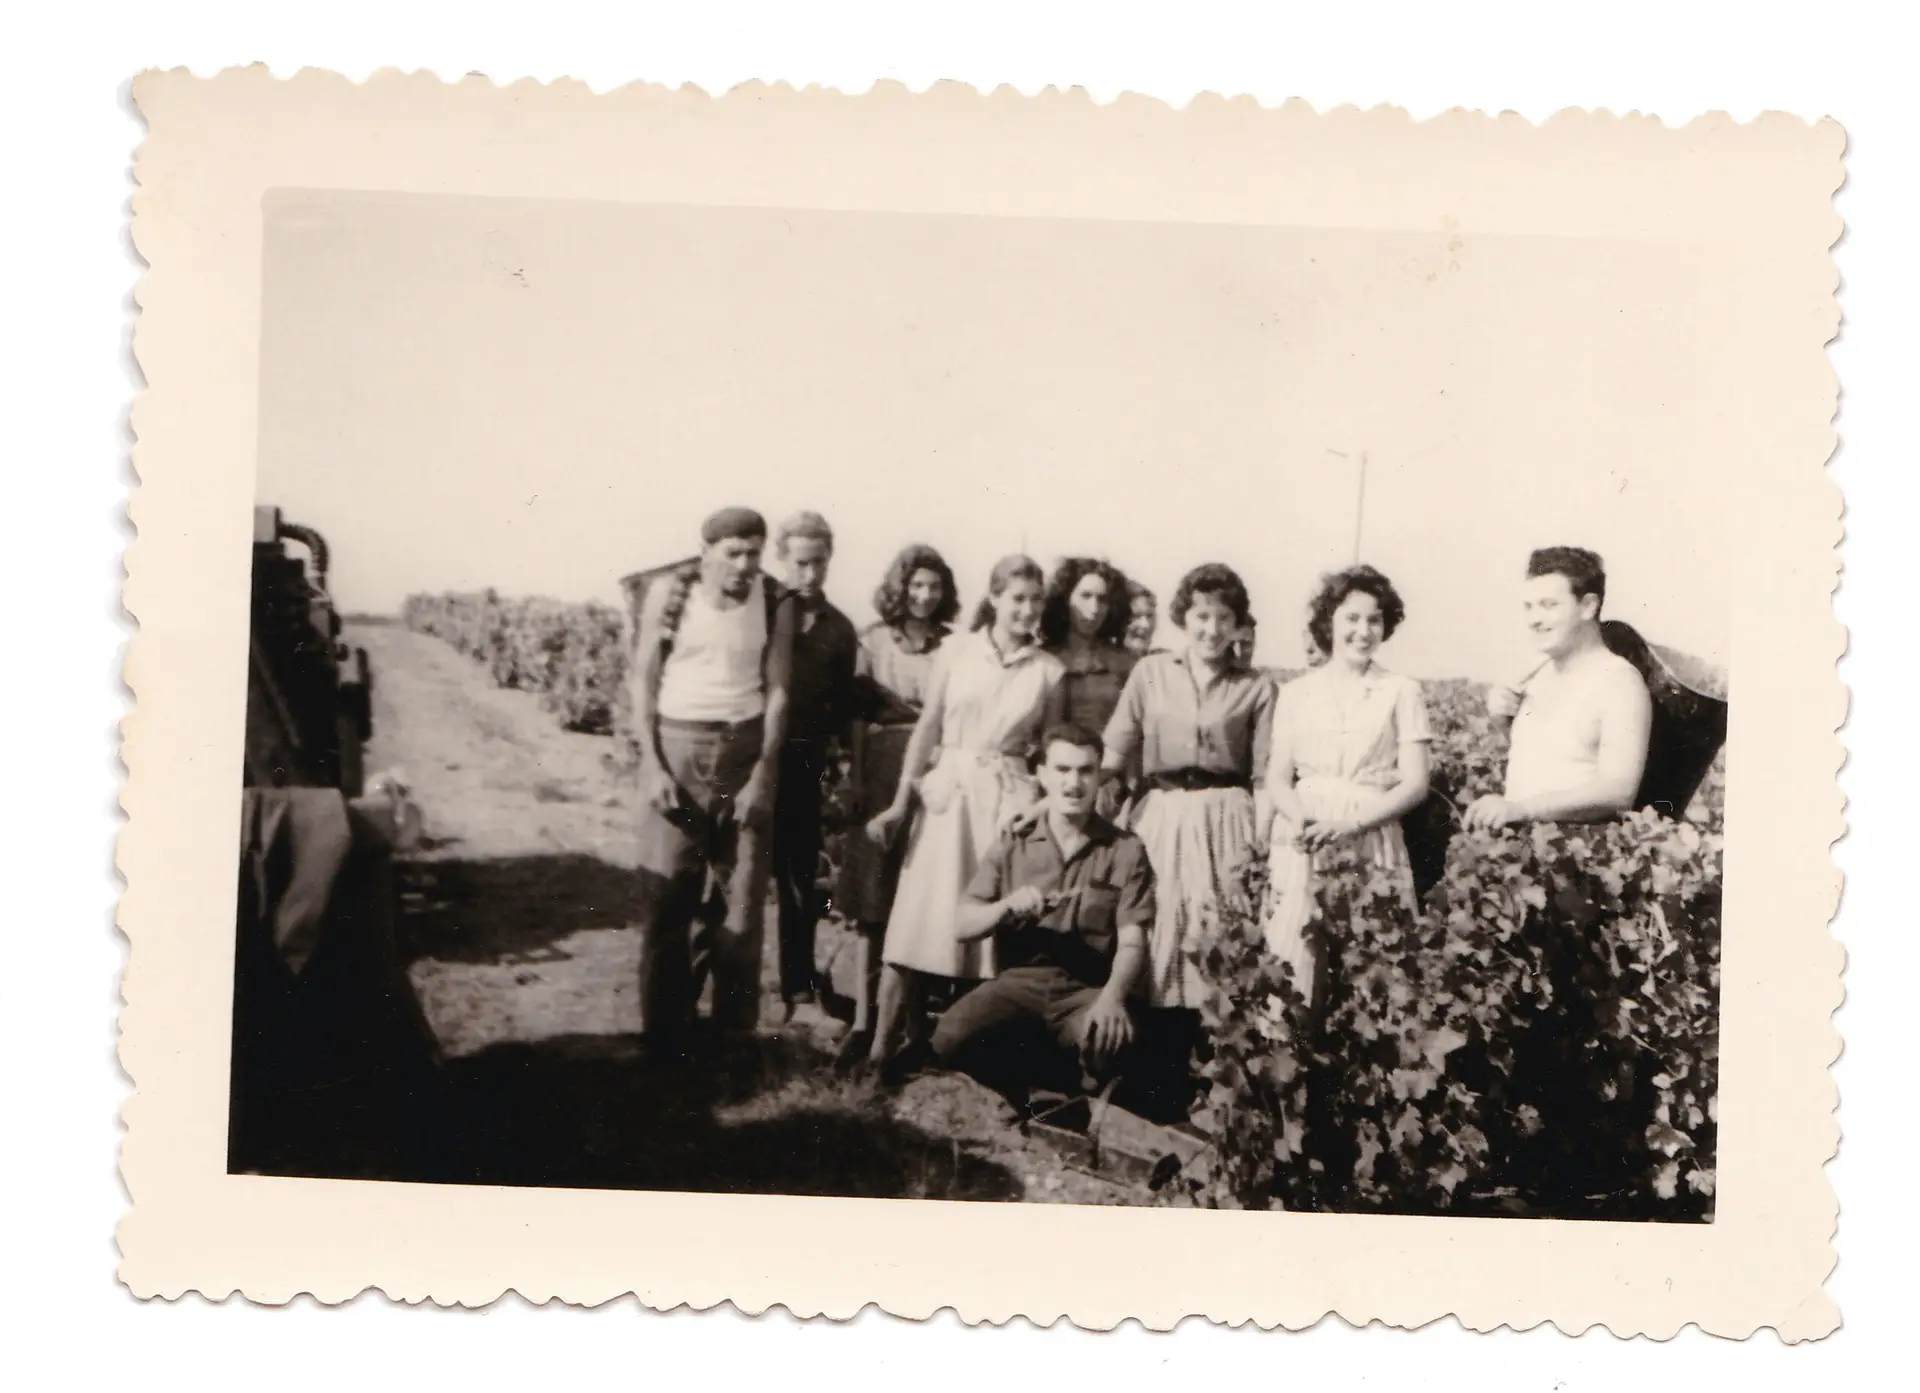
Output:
[999,575,1045,642]
[1184,590,1238,662]
[1331,588,1386,666]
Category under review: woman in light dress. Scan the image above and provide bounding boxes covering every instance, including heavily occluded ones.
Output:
[833,544,959,1062]
[1102,563,1275,1011]
[864,554,1065,1072]
[1262,566,1434,1009]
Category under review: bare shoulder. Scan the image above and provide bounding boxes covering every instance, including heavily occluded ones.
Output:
[1595,651,1654,710]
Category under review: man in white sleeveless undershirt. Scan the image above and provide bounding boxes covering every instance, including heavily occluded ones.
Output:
[1463,546,1653,832]
[628,506,796,1063]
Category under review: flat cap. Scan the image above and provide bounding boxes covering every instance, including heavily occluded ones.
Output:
[700,506,767,545]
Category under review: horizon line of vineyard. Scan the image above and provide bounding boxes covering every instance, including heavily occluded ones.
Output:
[368,588,1728,702]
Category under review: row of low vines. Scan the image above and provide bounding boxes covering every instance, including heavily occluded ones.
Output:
[1165,677,1722,1219]
[401,591,630,736]
[1165,676,1721,1219]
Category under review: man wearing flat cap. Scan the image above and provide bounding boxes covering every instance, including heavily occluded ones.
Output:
[627,506,796,1062]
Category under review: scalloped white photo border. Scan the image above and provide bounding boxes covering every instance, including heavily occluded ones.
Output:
[117,68,1845,1338]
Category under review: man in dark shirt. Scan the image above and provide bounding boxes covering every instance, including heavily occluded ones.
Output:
[771,511,861,1018]
[934,722,1156,1096]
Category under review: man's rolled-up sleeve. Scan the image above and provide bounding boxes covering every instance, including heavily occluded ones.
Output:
[1115,838,1156,931]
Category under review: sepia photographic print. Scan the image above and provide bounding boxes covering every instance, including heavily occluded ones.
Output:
[122,73,1843,1336]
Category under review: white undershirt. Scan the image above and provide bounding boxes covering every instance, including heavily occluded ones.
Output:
[1503,650,1642,803]
[656,586,767,723]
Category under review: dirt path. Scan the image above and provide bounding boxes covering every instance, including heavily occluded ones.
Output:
[351,622,1141,1205]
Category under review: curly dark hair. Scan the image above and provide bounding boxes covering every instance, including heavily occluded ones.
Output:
[1527,545,1607,613]
[1305,564,1407,657]
[1169,563,1255,632]
[971,554,1047,632]
[1038,557,1133,649]
[871,543,961,631]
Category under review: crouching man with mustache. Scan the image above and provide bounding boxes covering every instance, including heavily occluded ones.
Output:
[932,722,1156,1101]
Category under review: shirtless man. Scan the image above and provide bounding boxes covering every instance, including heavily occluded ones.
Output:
[1463,547,1653,832]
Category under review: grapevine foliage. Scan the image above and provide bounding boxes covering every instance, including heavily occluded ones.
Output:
[402,591,628,735]
[1168,683,1723,1219]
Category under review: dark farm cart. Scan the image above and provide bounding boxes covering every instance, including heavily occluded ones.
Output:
[229,507,446,1180]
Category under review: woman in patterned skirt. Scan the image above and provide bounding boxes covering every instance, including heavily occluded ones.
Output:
[864,554,1065,1075]
[833,544,959,1061]
[1102,563,1274,1011]
[1261,565,1433,1010]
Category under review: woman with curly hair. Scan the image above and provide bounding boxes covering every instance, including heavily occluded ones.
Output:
[832,544,960,1059]
[1262,565,1433,1008]
[864,553,1066,1074]
[1040,557,1140,758]
[1102,563,1275,1009]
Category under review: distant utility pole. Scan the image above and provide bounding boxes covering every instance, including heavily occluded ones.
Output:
[1351,450,1370,565]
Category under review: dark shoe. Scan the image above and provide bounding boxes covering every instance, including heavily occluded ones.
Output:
[834,1030,875,1073]
[878,1040,934,1089]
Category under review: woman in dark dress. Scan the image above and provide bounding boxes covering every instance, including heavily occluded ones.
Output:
[1041,558,1140,821]
[1041,557,1140,734]
[832,544,959,1060]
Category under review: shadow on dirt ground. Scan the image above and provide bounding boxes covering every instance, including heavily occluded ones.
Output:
[427,1033,1022,1200]
[234,848,1026,1202]
[237,1024,1023,1202]
[396,853,650,964]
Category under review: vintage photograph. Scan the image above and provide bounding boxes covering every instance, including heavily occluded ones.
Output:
[232,191,1730,1221]
[122,73,1842,1331]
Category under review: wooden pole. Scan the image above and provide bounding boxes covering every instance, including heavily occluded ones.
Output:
[1351,450,1370,565]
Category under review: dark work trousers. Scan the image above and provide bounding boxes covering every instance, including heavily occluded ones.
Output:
[773,740,829,1000]
[636,717,770,1056]
[932,965,1140,1099]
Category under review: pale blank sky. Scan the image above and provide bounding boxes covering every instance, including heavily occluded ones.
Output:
[256,191,1732,681]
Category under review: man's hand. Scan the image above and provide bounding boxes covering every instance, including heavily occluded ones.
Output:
[1485,683,1525,722]
[1000,885,1048,921]
[1000,799,1043,836]
[1463,794,1526,833]
[636,759,678,815]
[1080,993,1134,1068]
[738,771,776,831]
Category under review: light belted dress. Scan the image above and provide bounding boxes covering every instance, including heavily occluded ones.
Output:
[880,629,1064,980]
[1102,650,1276,1009]
[1262,664,1433,1001]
